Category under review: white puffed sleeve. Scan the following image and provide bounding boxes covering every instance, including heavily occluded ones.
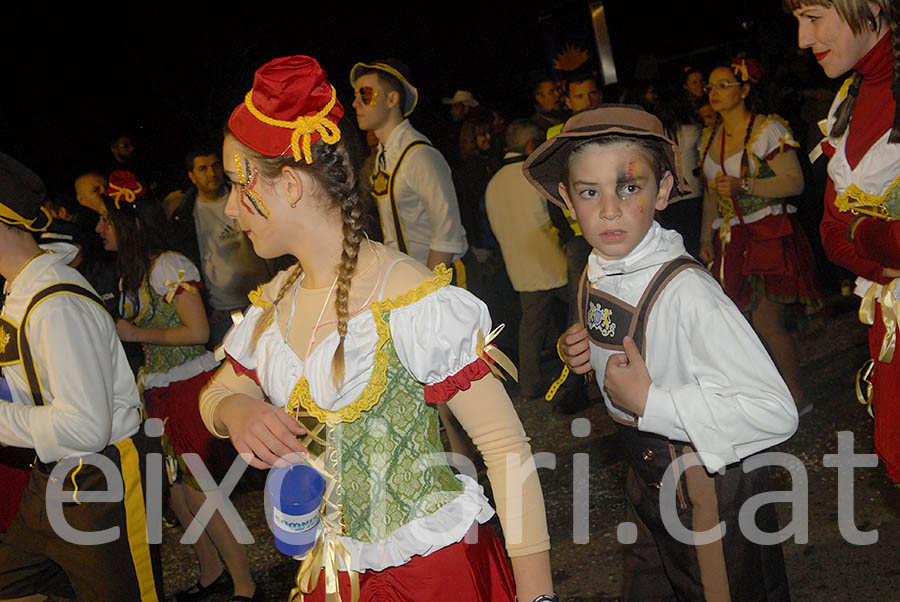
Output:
[750,115,799,162]
[389,285,494,403]
[148,252,202,299]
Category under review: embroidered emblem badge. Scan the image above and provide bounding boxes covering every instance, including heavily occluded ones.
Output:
[0,326,8,355]
[587,301,616,338]
[371,170,389,197]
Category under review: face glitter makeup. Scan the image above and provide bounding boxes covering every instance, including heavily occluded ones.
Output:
[234,154,272,218]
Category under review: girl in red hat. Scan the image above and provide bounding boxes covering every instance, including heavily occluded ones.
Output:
[199,56,555,602]
[98,170,257,602]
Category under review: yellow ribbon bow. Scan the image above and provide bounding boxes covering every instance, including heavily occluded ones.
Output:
[859,280,900,363]
[291,532,359,602]
[244,86,342,164]
[732,62,749,83]
[163,269,199,303]
[714,180,737,286]
[107,181,144,210]
[476,325,518,382]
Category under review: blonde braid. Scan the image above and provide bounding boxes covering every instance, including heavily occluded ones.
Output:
[251,263,303,347]
[324,145,364,390]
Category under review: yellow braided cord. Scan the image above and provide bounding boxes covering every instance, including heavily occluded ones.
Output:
[108,182,144,209]
[0,204,52,232]
[70,456,84,505]
[244,86,342,164]
[545,364,570,401]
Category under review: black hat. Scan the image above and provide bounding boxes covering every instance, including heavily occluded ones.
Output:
[0,151,52,232]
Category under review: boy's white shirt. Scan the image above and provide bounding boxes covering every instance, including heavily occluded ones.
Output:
[587,221,798,473]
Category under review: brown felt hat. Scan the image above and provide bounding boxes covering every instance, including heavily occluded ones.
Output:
[522,104,691,209]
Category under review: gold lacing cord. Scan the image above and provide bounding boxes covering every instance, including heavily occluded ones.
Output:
[244,86,342,164]
[288,415,358,602]
[716,193,736,287]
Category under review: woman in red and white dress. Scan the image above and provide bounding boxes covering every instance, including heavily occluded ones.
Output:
[789,0,900,480]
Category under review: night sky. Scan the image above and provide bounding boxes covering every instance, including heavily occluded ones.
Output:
[3,1,817,197]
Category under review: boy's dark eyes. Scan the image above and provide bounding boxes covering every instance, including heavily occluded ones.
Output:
[620,184,641,196]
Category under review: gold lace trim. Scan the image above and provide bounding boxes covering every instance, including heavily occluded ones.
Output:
[834,174,900,221]
[285,265,453,426]
[247,283,270,309]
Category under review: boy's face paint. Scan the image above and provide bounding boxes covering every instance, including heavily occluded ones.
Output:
[558,141,673,260]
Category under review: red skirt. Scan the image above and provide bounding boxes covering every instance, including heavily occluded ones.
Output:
[869,304,900,482]
[143,368,236,484]
[296,524,516,602]
[712,213,821,312]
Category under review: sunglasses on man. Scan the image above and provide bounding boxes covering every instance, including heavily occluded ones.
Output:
[354,86,379,106]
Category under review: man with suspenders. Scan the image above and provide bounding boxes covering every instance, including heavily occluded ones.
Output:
[350,59,471,281]
[350,59,480,461]
[0,152,163,601]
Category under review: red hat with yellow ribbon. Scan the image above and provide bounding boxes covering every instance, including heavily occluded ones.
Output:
[228,55,344,164]
[104,170,146,210]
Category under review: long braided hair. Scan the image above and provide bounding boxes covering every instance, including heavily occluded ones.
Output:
[234,133,364,390]
[783,0,899,142]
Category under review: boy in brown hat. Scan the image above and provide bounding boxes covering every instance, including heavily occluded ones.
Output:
[524,105,797,601]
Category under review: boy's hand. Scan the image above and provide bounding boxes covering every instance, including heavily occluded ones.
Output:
[604,336,651,416]
[559,323,592,374]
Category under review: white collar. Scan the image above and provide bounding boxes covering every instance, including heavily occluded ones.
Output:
[587,222,686,280]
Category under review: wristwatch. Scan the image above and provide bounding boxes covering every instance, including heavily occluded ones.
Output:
[530,596,559,602]
[740,176,751,194]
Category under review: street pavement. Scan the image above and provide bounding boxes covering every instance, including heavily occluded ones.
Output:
[152,294,900,601]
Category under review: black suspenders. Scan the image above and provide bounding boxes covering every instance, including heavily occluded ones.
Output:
[16,283,109,406]
[385,140,431,255]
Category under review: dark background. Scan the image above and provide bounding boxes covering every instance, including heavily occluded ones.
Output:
[2,1,828,197]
